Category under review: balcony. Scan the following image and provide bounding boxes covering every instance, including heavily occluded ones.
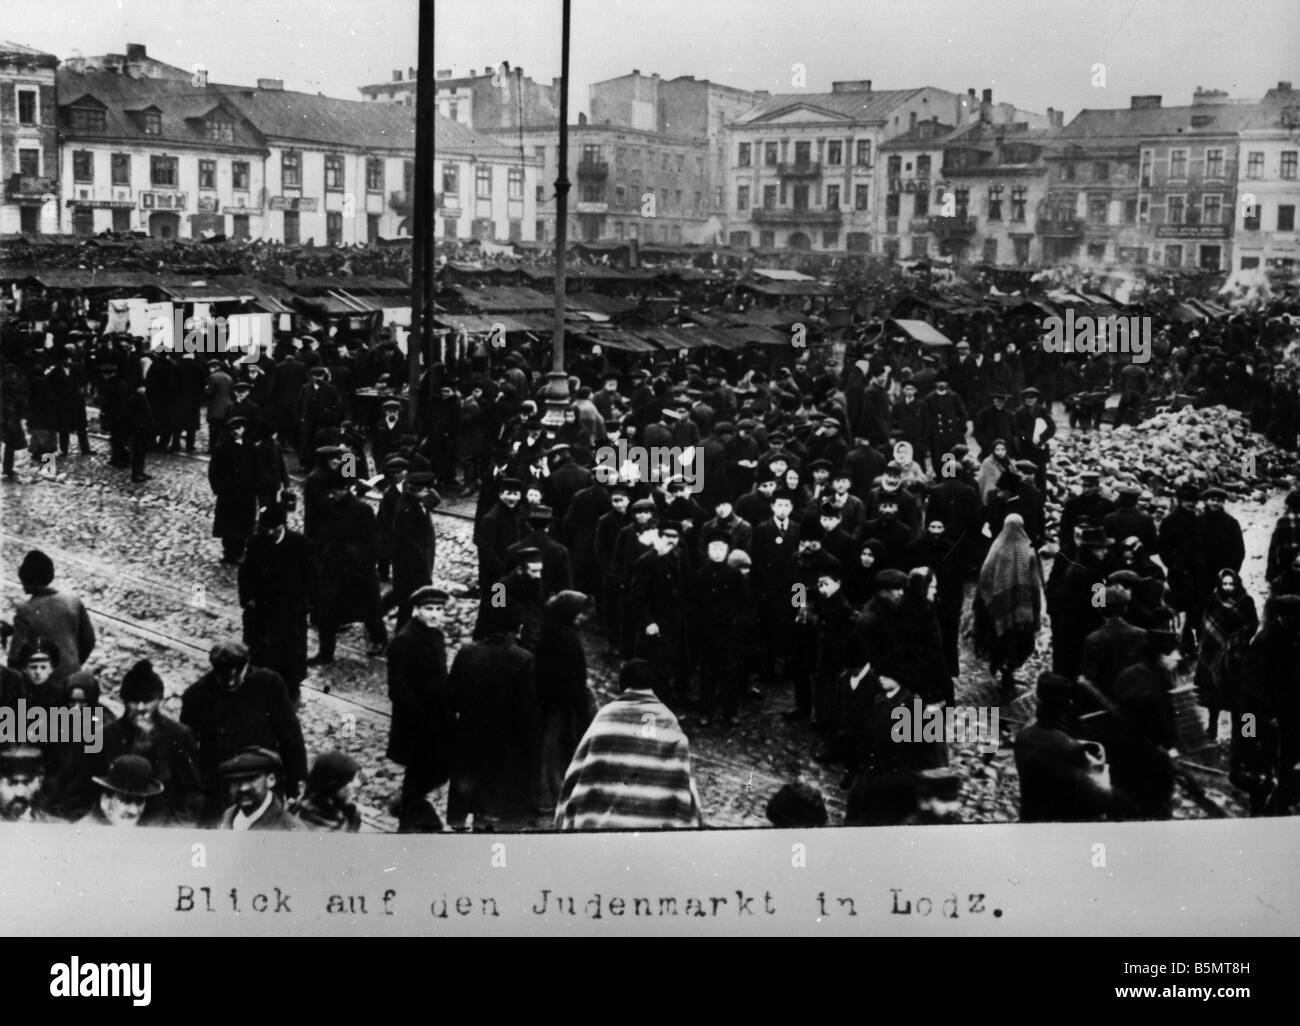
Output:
[930,215,977,237]
[777,161,822,179]
[1037,216,1085,237]
[575,201,608,214]
[752,207,842,225]
[576,160,609,180]
[7,174,58,200]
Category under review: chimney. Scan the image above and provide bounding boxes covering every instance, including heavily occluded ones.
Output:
[1192,86,1228,105]
[831,80,873,93]
[436,68,453,79]
[125,43,147,59]
[393,70,403,81]
[1130,95,1162,109]
[1279,81,1294,91]
[982,88,993,103]
[968,88,976,98]
[257,78,284,91]
[632,69,640,76]
[578,111,587,126]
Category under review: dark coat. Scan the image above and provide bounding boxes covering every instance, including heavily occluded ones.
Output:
[391,492,437,605]
[560,483,612,599]
[448,635,539,822]
[475,500,525,587]
[1109,660,1178,818]
[68,713,205,826]
[1081,616,1148,698]
[1196,509,1245,592]
[238,529,314,688]
[750,518,802,618]
[924,478,983,567]
[1158,506,1202,612]
[385,618,452,781]
[7,587,96,683]
[170,356,207,433]
[506,528,572,599]
[1014,717,1117,822]
[180,666,308,801]
[1053,556,1110,679]
[316,494,382,625]
[208,438,261,540]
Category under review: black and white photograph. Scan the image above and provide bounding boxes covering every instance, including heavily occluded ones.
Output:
[1,0,1299,866]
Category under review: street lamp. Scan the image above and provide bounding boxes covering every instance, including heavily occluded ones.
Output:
[542,0,573,431]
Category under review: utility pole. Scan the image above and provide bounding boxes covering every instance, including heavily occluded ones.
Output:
[409,0,435,433]
[541,0,572,429]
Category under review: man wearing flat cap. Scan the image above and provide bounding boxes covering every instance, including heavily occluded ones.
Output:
[181,640,307,823]
[218,746,300,830]
[387,586,453,821]
[80,755,164,827]
[208,414,262,565]
[629,522,689,706]
[0,744,60,823]
[372,398,406,470]
[238,503,314,703]
[1011,386,1054,492]
[1059,470,1116,565]
[294,363,342,471]
[1195,486,1244,610]
[1052,525,1114,679]
[388,471,441,629]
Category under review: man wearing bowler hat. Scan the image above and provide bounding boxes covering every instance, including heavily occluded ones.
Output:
[81,755,164,827]
[217,746,300,830]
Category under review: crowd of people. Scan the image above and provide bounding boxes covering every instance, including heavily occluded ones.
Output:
[4,269,1300,830]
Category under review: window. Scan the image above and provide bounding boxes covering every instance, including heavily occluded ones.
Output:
[1283,151,1298,180]
[444,217,459,240]
[232,214,250,240]
[1205,149,1224,179]
[72,208,94,236]
[630,170,640,189]
[111,153,130,187]
[535,220,546,242]
[582,144,601,164]
[954,187,969,219]
[676,154,684,173]
[715,186,723,208]
[694,191,701,211]
[536,185,546,203]
[847,232,870,252]
[17,88,37,125]
[827,184,840,209]
[443,163,459,196]
[581,183,602,203]
[913,190,928,216]
[1140,152,1152,186]
[18,149,39,176]
[199,159,216,190]
[476,166,492,198]
[71,105,106,132]
[630,148,640,168]
[911,235,928,257]
[327,211,343,245]
[1240,256,1260,269]
[674,189,682,208]
[916,154,931,178]
[794,141,811,166]
[983,238,998,264]
[1279,205,1296,232]
[855,185,869,211]
[987,185,1003,221]
[737,185,750,210]
[282,151,301,189]
[151,155,177,187]
[1169,149,1187,179]
[778,181,787,205]
[366,158,384,192]
[446,101,458,121]
[1088,195,1108,224]
[232,161,249,191]
[827,140,842,165]
[885,193,900,217]
[856,140,871,166]
[696,156,704,176]
[142,110,161,135]
[1062,162,1076,181]
[1139,198,1150,224]
[73,151,94,184]
[759,230,775,248]
[616,146,626,167]
[671,224,682,244]
[823,230,839,248]
[730,230,752,248]
[792,185,808,211]
[615,185,627,206]
[659,187,668,210]
[1013,237,1031,265]
[206,115,234,143]
[1165,244,1182,267]
[1246,152,1264,179]
[1203,195,1222,225]
[324,154,344,191]
[1167,195,1185,224]
[112,208,131,232]
[1199,245,1221,270]
[1010,187,1027,222]
[887,155,901,178]
[1093,161,1109,181]
[508,168,524,200]
[661,154,669,171]
[1087,243,1106,261]
[762,185,777,210]
[614,221,625,240]
[883,237,901,259]
[1244,204,1261,231]
[1124,199,1137,224]
[283,210,300,245]
[764,142,778,165]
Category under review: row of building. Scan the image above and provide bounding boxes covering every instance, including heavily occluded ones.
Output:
[4,40,1300,271]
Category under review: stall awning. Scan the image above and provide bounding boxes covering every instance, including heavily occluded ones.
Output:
[890,318,955,346]
[575,328,658,353]
[433,314,536,334]
[295,290,385,315]
[454,285,554,313]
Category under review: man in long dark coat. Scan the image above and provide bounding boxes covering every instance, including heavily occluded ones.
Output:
[97,362,130,468]
[386,586,453,820]
[447,605,539,830]
[1196,486,1245,597]
[750,491,803,687]
[1158,482,1203,652]
[560,478,612,602]
[208,416,261,564]
[628,522,688,706]
[505,506,572,600]
[389,471,440,629]
[309,483,387,663]
[238,503,314,703]
[1052,527,1112,679]
[269,345,307,448]
[295,366,343,470]
[474,476,525,593]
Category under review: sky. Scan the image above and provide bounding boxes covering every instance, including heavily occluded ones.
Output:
[6,0,1298,119]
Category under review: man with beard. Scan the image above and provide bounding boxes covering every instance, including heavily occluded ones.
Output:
[0,745,60,823]
[302,444,347,545]
[506,506,572,601]
[1158,482,1204,652]
[906,518,965,678]
[862,495,912,571]
[865,462,919,538]
[474,476,525,595]
[295,365,342,471]
[629,522,688,706]
[180,641,307,821]
[482,548,547,651]
[924,455,983,573]
[751,491,803,689]
[69,658,203,826]
[371,398,406,470]
[735,469,778,528]
[238,503,313,704]
[448,604,540,831]
[386,587,454,824]
[973,392,1016,461]
[692,527,749,727]
[1053,526,1113,680]
[310,482,387,663]
[217,747,300,830]
[389,472,441,629]
[1011,387,1055,492]
[612,500,658,657]
[78,755,164,827]
[208,416,261,565]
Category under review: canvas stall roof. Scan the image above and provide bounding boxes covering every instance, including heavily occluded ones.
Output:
[433,314,534,334]
[632,325,704,351]
[454,285,554,312]
[724,306,804,328]
[890,318,955,346]
[291,276,408,293]
[212,277,297,313]
[567,291,639,316]
[751,268,816,282]
[674,320,747,351]
[573,328,658,353]
[738,279,834,296]
[158,283,255,303]
[294,290,385,315]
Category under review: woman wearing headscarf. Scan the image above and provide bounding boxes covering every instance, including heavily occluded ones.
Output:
[780,467,812,521]
[534,591,598,811]
[974,513,1044,696]
[1195,568,1258,742]
[844,539,885,608]
[975,439,1013,503]
[293,752,362,832]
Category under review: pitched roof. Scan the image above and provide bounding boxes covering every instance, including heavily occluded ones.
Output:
[1051,102,1260,147]
[213,84,415,151]
[1,40,58,59]
[734,88,925,125]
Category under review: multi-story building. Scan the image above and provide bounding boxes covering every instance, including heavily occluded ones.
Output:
[430,116,540,243]
[361,63,562,134]
[888,111,1063,266]
[1233,82,1300,272]
[1042,91,1258,270]
[724,82,1002,253]
[521,119,708,244]
[1,40,60,235]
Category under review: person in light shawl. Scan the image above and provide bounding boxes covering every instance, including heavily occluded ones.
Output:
[974,513,1044,696]
[1194,568,1258,742]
